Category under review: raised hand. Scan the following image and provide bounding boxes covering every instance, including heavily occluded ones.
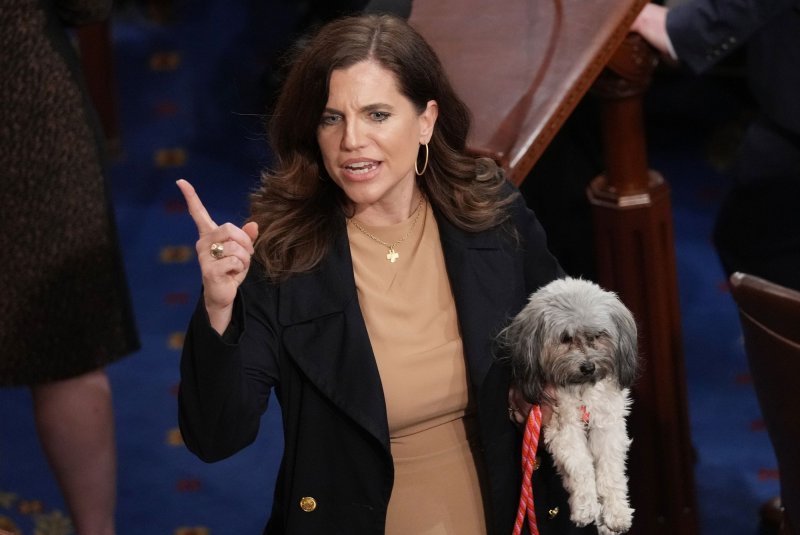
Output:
[176,179,258,334]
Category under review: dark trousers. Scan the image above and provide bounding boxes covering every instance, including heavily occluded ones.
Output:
[713,117,800,291]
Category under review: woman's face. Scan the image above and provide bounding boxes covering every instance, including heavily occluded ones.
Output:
[317,60,437,221]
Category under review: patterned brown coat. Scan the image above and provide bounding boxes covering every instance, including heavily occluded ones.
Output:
[0,0,138,385]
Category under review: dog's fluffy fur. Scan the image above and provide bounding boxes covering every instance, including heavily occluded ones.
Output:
[499,277,638,534]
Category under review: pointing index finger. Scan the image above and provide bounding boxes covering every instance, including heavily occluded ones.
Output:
[176,179,217,233]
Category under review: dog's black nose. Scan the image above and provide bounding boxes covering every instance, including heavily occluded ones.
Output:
[580,362,595,376]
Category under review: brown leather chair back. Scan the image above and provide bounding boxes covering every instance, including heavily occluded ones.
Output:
[730,272,800,535]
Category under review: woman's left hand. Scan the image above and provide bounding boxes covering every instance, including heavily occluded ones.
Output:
[508,385,554,427]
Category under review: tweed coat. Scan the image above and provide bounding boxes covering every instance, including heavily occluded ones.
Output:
[0,0,139,385]
[179,190,599,535]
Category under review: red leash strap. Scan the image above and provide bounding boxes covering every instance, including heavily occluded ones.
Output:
[513,404,542,535]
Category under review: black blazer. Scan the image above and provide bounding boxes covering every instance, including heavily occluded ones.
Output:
[179,191,596,534]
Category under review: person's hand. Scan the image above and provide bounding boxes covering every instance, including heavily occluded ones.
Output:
[630,3,677,62]
[177,179,259,334]
[508,384,554,427]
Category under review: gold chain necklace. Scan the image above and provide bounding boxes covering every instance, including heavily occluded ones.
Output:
[349,196,425,263]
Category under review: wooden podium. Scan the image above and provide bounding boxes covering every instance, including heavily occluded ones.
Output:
[410,2,699,534]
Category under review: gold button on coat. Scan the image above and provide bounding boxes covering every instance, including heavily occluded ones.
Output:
[299,496,317,512]
[548,506,559,519]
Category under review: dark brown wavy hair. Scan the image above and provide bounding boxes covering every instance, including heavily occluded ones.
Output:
[249,14,516,280]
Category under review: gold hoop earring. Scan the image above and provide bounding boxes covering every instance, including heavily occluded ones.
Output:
[414,143,429,176]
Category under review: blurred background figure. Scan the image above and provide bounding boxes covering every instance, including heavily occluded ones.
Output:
[633,0,800,530]
[632,0,800,292]
[0,1,140,534]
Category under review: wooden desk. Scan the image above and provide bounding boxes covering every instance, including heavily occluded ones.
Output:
[411,0,647,184]
[410,2,698,534]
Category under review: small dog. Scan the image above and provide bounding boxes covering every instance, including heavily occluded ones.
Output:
[499,277,638,535]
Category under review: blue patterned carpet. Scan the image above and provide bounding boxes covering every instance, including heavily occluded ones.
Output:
[0,2,780,534]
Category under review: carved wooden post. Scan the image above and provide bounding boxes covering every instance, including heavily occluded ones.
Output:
[588,35,699,535]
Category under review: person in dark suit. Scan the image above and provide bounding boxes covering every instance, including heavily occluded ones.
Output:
[177,14,599,535]
[633,1,800,529]
[632,0,800,292]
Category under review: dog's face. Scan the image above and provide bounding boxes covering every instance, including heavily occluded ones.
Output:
[499,277,638,403]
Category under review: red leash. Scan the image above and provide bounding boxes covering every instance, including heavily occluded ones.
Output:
[513,404,542,535]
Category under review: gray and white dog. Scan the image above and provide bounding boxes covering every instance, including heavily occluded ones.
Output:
[499,277,638,535]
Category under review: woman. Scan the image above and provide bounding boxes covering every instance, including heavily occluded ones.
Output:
[0,1,140,534]
[178,14,595,535]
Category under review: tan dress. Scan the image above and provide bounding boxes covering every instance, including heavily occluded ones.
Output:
[347,200,487,535]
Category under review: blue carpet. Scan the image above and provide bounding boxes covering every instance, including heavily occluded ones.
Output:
[0,3,780,534]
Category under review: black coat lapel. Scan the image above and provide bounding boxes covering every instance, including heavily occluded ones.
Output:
[436,211,522,391]
[275,210,523,450]
[278,222,390,451]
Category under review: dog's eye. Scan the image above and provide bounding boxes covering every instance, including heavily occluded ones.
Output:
[560,333,572,344]
[593,330,609,341]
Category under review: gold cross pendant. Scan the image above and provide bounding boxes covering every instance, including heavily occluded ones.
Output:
[386,247,399,263]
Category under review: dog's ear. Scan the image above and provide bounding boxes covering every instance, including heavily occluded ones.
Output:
[497,307,546,403]
[610,298,639,388]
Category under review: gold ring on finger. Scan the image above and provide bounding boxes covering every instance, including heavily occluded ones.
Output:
[210,242,225,259]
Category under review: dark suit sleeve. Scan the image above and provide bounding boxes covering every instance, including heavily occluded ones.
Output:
[178,266,281,462]
[666,0,799,74]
